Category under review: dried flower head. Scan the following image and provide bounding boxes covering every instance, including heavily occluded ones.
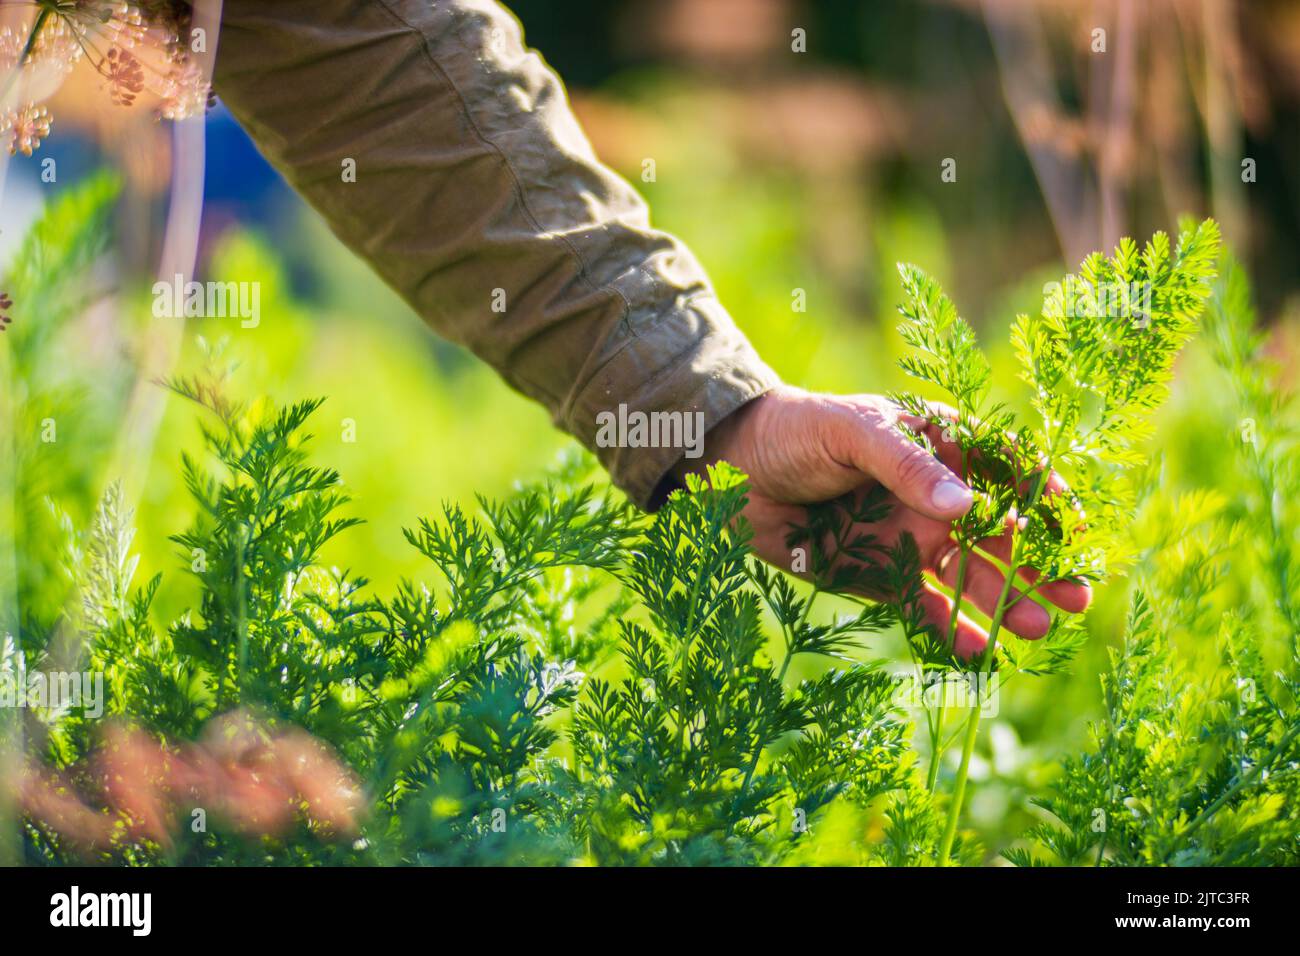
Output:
[31,18,85,75]
[105,46,146,106]
[0,291,13,331]
[0,26,26,71]
[0,1,211,155]
[3,104,52,156]
[157,56,210,121]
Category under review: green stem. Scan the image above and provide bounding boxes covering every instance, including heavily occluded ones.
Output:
[732,648,793,823]
[927,446,973,792]
[928,547,969,791]
[0,7,50,106]
[925,702,945,791]
[234,524,248,697]
[1174,721,1300,851]
[934,456,1058,865]
[675,566,709,758]
[937,686,982,864]
[731,586,814,828]
[935,551,1019,864]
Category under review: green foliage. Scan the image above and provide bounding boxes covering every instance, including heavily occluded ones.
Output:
[3,172,120,371]
[17,378,956,865]
[1014,256,1300,866]
[6,184,1294,867]
[1,174,123,631]
[899,220,1220,594]
[799,221,1223,864]
[568,466,928,864]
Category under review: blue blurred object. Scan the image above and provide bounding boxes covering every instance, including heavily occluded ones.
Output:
[203,104,291,224]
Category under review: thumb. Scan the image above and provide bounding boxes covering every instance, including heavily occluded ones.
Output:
[831,404,973,521]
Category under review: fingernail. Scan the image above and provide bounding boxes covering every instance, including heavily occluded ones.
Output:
[931,480,973,513]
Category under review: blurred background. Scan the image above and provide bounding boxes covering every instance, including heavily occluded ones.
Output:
[2,0,1297,857]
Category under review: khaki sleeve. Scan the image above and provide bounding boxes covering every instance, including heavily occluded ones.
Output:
[211,0,780,508]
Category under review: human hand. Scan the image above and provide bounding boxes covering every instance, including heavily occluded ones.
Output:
[679,385,1092,658]
[11,711,362,854]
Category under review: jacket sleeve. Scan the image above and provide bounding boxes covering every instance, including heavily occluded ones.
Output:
[211,0,780,509]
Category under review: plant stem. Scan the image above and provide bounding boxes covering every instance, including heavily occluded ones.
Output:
[928,546,969,791]
[1174,721,1300,851]
[234,524,249,696]
[0,7,50,106]
[934,455,1058,865]
[731,585,813,827]
[937,684,982,864]
[675,566,707,758]
[925,704,945,791]
[935,536,1023,865]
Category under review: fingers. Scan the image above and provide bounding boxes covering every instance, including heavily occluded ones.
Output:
[16,714,362,850]
[903,400,1071,505]
[902,403,969,477]
[97,724,176,847]
[897,399,959,439]
[199,712,361,836]
[270,729,364,835]
[934,546,1053,639]
[17,762,115,850]
[919,583,988,660]
[976,519,1093,614]
[829,401,973,522]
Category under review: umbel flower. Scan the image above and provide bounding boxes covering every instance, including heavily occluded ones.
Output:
[0,1,211,156]
[3,103,51,155]
[104,46,145,105]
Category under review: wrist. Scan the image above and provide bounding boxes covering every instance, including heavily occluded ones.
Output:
[670,390,769,485]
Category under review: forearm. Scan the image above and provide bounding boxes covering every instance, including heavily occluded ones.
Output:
[211,0,778,507]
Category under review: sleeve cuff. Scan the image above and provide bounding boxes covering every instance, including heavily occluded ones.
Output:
[560,294,781,511]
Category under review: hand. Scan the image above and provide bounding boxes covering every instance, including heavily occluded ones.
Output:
[679,385,1091,659]
[11,712,362,854]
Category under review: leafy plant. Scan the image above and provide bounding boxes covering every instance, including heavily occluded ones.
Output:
[17,381,955,864]
[798,220,1222,863]
[1012,256,1300,866]
[566,464,936,864]
[0,173,122,634]
[1,177,945,863]
[8,179,1295,866]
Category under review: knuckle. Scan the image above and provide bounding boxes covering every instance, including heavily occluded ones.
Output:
[896,448,940,488]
